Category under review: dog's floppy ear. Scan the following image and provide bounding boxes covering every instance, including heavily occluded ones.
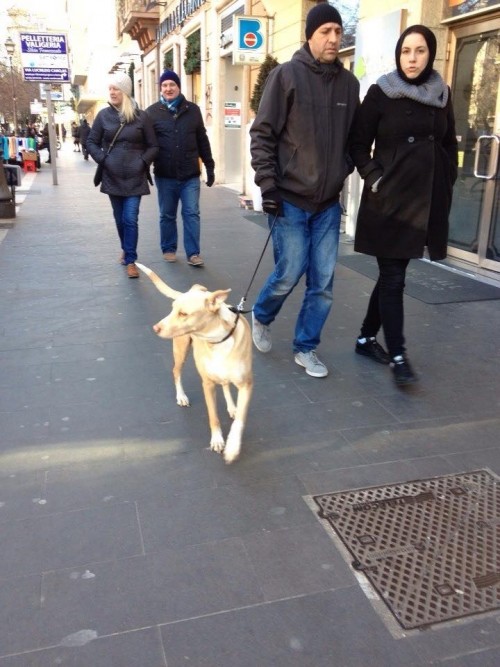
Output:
[135,263,182,300]
[207,289,231,312]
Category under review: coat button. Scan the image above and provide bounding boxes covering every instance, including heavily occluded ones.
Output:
[408,136,415,143]
[428,135,435,141]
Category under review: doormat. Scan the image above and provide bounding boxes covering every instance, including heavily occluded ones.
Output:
[310,469,500,630]
[337,254,500,304]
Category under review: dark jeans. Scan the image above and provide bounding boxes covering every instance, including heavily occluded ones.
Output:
[360,257,410,358]
[109,195,141,265]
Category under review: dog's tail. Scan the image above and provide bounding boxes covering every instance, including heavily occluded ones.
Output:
[135,263,182,300]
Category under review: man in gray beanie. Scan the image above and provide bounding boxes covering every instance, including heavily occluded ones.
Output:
[250,2,359,378]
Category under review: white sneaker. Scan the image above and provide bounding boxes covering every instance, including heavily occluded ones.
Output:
[252,311,272,353]
[294,350,328,378]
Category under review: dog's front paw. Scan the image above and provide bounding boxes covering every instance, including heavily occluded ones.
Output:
[223,422,243,464]
[210,429,225,454]
[176,393,190,407]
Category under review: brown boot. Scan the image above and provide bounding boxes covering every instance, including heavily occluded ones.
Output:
[127,263,139,279]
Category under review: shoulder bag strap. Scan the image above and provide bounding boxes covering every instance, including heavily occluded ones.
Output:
[106,121,125,155]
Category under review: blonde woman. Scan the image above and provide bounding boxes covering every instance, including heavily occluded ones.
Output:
[87,72,158,278]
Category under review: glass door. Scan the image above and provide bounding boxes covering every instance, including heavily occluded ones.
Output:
[448,18,500,273]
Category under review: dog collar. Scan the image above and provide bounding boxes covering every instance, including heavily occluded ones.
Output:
[212,312,240,344]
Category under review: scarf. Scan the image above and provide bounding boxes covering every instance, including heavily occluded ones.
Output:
[160,94,182,114]
[377,69,449,109]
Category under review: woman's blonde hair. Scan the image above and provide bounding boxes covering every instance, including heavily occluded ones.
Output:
[119,94,136,123]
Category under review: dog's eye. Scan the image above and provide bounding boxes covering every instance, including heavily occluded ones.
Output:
[177,311,187,318]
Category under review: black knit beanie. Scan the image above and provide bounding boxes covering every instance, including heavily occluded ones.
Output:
[395,24,437,86]
[159,69,181,89]
[305,3,343,40]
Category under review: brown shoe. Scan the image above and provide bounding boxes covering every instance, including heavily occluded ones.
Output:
[163,252,177,262]
[127,263,139,279]
[187,254,204,267]
[119,251,125,265]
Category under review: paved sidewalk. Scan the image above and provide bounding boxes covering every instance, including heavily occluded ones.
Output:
[0,144,499,666]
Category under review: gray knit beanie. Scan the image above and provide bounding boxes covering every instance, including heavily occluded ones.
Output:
[108,72,132,97]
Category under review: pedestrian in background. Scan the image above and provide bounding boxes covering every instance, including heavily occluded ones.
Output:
[71,121,81,152]
[40,123,51,163]
[87,72,158,278]
[145,69,215,267]
[349,24,458,386]
[79,119,91,160]
[249,3,359,378]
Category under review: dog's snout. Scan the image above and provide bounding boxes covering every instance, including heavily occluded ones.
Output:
[153,324,160,334]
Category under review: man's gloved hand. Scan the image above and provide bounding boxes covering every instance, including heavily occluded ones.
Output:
[262,188,283,216]
[206,172,215,187]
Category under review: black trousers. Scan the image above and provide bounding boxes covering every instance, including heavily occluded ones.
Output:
[359,257,410,358]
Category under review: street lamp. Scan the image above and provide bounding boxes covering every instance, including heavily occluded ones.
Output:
[4,36,18,133]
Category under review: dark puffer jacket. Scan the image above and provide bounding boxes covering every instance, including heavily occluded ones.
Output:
[349,84,458,261]
[87,104,158,196]
[250,44,360,213]
[145,95,214,180]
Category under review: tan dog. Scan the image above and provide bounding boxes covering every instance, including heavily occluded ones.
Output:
[136,263,253,464]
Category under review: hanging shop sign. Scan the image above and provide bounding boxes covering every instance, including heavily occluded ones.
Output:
[20,33,70,83]
[233,16,267,65]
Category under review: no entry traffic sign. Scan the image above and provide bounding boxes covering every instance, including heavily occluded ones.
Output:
[233,16,267,65]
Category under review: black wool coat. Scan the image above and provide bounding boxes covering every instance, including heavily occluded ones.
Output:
[87,105,158,197]
[145,95,214,181]
[349,84,458,260]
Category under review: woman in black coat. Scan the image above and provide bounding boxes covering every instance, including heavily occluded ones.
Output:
[87,72,158,278]
[349,25,458,386]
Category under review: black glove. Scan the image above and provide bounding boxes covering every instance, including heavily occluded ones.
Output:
[262,188,283,216]
[206,172,215,187]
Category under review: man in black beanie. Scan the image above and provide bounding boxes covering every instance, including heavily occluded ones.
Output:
[250,3,359,378]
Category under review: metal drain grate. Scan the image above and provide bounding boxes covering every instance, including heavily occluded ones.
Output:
[312,470,500,630]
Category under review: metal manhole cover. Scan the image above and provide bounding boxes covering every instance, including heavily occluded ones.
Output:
[311,469,500,630]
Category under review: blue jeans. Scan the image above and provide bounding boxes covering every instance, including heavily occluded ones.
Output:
[253,200,341,353]
[360,257,410,358]
[109,195,141,265]
[155,176,201,258]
